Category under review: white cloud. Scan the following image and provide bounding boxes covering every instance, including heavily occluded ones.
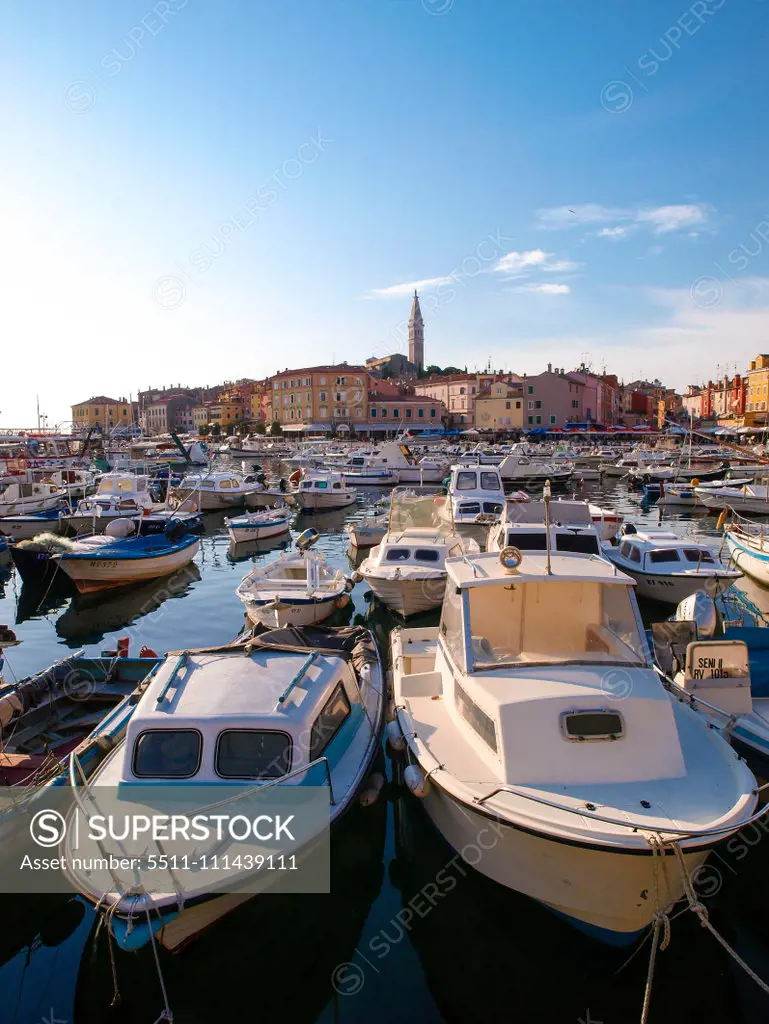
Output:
[636,204,707,234]
[542,259,580,272]
[494,249,550,275]
[518,283,571,295]
[536,202,712,237]
[368,275,454,298]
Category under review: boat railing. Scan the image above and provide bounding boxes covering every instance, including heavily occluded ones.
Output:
[472,768,769,839]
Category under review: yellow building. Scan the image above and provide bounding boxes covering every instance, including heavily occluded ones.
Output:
[745,354,769,415]
[72,396,136,431]
[207,400,245,428]
[266,363,373,432]
[474,383,524,431]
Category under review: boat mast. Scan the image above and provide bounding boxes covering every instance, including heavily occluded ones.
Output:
[543,478,552,575]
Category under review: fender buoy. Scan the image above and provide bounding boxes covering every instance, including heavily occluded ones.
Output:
[716,510,727,531]
[139,645,158,658]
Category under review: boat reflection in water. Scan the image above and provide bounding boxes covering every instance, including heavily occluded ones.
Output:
[74,791,387,1024]
[0,896,93,1024]
[15,582,70,625]
[55,563,201,643]
[226,533,292,564]
[390,788,746,1024]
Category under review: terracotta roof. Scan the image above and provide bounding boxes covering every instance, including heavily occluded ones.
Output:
[73,396,123,406]
[270,364,370,378]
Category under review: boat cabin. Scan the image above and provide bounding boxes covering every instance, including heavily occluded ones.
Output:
[299,474,350,494]
[447,465,505,519]
[119,646,369,785]
[614,531,718,572]
[488,500,602,556]
[395,551,683,786]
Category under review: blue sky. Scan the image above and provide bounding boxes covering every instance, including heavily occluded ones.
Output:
[2,0,769,427]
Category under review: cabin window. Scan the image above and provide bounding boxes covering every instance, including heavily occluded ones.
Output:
[629,546,641,563]
[459,502,481,516]
[315,481,328,489]
[455,681,497,751]
[466,581,646,669]
[620,541,633,558]
[385,548,412,562]
[414,549,440,562]
[480,473,499,490]
[215,730,292,779]
[439,585,465,671]
[332,482,341,489]
[557,534,600,555]
[561,710,624,742]
[648,549,680,564]
[508,531,548,551]
[456,472,478,491]
[483,502,503,514]
[133,730,202,778]
[683,548,715,564]
[309,683,351,758]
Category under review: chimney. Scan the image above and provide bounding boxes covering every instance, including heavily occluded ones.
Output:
[547,362,552,373]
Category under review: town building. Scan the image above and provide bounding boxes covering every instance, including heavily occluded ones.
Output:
[71,396,138,433]
[414,372,510,428]
[408,290,424,372]
[265,363,375,433]
[474,381,524,432]
[140,393,197,435]
[520,367,584,429]
[745,355,769,419]
[366,388,445,433]
[568,366,620,425]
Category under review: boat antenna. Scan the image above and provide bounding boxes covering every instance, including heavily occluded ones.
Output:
[543,478,552,575]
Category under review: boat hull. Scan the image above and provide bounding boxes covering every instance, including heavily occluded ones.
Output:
[622,568,738,605]
[243,593,346,628]
[363,573,446,617]
[226,521,290,543]
[0,511,63,540]
[726,534,769,586]
[295,492,356,511]
[56,540,200,593]
[411,768,711,945]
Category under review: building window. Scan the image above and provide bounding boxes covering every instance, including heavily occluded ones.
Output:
[516,400,521,409]
[430,408,436,417]
[550,415,556,425]
[381,408,387,418]
[418,408,424,417]
[406,408,412,417]
[528,401,534,410]
[393,408,399,418]
[505,401,511,410]
[527,386,534,394]
[371,408,377,417]
[528,416,533,425]
[536,415,541,425]
[535,400,542,409]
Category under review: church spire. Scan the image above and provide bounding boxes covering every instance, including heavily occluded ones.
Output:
[409,290,424,371]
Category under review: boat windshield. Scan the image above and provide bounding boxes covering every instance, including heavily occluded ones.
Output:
[388,486,451,533]
[466,580,647,670]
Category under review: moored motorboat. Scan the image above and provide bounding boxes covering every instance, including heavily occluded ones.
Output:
[236,530,352,627]
[605,530,741,604]
[60,473,160,534]
[63,624,386,951]
[0,507,65,541]
[53,521,200,593]
[357,487,473,617]
[439,465,506,527]
[723,515,769,586]
[0,480,66,517]
[225,506,292,544]
[293,471,357,512]
[345,511,389,549]
[390,547,760,945]
[487,497,603,557]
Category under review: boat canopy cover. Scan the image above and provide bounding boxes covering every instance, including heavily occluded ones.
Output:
[168,624,379,675]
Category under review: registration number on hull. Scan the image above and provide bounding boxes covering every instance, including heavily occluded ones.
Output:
[88,560,119,568]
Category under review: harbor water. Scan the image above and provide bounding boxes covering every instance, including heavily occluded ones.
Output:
[1,467,769,1024]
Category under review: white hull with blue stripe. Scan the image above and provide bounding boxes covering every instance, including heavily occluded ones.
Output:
[726,528,769,586]
[63,626,386,951]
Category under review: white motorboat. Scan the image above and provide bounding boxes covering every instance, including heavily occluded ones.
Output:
[696,482,769,515]
[655,483,704,508]
[225,506,292,544]
[723,516,769,586]
[293,471,357,512]
[169,471,267,512]
[357,487,473,617]
[63,624,386,951]
[345,511,389,549]
[390,548,759,945]
[236,530,352,627]
[0,480,66,517]
[439,465,506,526]
[59,473,160,533]
[498,454,572,489]
[487,498,603,557]
[606,530,741,604]
[336,442,448,485]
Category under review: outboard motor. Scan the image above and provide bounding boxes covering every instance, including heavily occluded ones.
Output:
[296,528,320,551]
[621,522,637,535]
[165,521,186,543]
[279,477,287,493]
